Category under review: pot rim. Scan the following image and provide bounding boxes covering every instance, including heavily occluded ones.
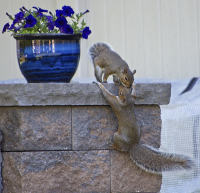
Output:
[13,33,82,40]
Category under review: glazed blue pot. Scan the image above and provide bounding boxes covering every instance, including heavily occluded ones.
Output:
[14,33,81,83]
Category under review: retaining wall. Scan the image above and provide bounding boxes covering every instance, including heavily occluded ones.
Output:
[0,83,171,192]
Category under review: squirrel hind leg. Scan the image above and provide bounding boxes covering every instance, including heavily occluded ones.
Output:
[109,136,122,151]
[112,132,130,152]
[102,69,110,83]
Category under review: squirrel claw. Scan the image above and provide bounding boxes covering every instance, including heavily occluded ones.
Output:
[109,140,114,147]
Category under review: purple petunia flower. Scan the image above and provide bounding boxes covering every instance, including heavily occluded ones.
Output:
[2,23,10,34]
[9,24,16,30]
[45,16,54,30]
[32,7,48,17]
[81,26,91,39]
[63,24,73,34]
[56,10,63,17]
[22,6,29,12]
[55,16,67,28]
[46,16,53,22]
[20,8,24,13]
[59,27,66,33]
[6,13,13,19]
[62,6,74,17]
[9,24,22,33]
[47,21,55,31]
[24,15,37,28]
[13,11,24,24]
[82,10,89,15]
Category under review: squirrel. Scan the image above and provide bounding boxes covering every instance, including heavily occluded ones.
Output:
[89,42,136,88]
[93,81,194,174]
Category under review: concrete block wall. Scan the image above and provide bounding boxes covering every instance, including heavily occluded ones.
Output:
[0,83,171,192]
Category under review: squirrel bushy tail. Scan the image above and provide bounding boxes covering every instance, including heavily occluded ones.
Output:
[130,144,194,174]
[89,42,111,61]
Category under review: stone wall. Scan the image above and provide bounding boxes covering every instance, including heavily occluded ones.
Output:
[0,131,3,193]
[0,83,171,192]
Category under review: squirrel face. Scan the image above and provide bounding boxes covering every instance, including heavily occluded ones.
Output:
[120,69,136,88]
[118,83,137,105]
[118,85,133,105]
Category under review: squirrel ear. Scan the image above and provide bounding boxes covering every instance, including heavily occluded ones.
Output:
[132,70,136,75]
[122,67,128,74]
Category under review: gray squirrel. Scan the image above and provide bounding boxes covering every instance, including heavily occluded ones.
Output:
[89,42,136,88]
[93,81,194,174]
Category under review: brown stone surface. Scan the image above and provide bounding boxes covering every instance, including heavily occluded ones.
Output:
[111,150,162,192]
[135,105,161,148]
[0,106,72,151]
[0,83,171,106]
[72,106,118,150]
[2,150,110,193]
[73,105,161,150]
[0,105,161,152]
[0,131,3,192]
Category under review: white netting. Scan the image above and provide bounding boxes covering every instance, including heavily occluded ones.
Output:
[160,78,200,193]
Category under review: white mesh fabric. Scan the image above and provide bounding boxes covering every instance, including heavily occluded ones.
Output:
[160,79,200,193]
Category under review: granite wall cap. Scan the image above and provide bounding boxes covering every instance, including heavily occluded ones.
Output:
[0,83,171,106]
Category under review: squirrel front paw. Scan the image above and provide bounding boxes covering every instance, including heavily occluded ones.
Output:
[109,140,115,148]
[92,81,100,85]
[92,81,102,88]
[109,141,122,151]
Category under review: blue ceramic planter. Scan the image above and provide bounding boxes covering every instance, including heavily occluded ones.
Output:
[14,34,81,83]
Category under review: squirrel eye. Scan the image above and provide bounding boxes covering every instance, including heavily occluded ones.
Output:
[123,99,126,103]
[120,92,122,95]
[125,77,128,81]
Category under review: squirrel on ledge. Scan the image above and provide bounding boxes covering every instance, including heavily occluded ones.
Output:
[93,81,194,174]
[89,42,136,88]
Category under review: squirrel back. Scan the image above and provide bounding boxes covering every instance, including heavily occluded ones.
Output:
[94,82,194,174]
[89,42,136,88]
